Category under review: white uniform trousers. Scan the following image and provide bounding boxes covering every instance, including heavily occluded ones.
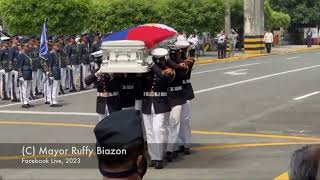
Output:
[47,79,60,105]
[11,70,19,99]
[66,66,72,89]
[20,80,31,105]
[31,71,39,96]
[135,100,142,112]
[81,63,89,88]
[5,71,12,98]
[0,70,5,98]
[97,104,110,122]
[42,73,49,102]
[166,105,183,152]
[143,104,169,161]
[60,68,67,90]
[72,65,80,90]
[178,100,192,148]
[36,70,42,93]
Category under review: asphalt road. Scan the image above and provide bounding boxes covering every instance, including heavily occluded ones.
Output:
[1,51,320,179]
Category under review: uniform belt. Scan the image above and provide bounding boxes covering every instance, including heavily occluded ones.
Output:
[144,92,167,97]
[169,86,183,91]
[182,79,191,84]
[97,92,119,97]
[122,85,134,90]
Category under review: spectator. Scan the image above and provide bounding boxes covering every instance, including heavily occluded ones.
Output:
[187,34,198,58]
[94,110,147,180]
[289,145,320,180]
[197,33,205,56]
[217,31,226,59]
[264,30,273,54]
[306,28,313,48]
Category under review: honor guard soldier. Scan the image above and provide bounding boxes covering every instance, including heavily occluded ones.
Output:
[119,73,136,110]
[165,41,189,162]
[8,35,20,102]
[85,70,122,122]
[79,33,90,90]
[66,35,80,92]
[18,39,33,108]
[140,48,175,169]
[0,39,10,100]
[29,37,40,99]
[47,40,63,107]
[178,43,196,155]
[57,36,69,94]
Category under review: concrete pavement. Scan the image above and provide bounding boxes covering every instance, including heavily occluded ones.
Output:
[1,51,320,179]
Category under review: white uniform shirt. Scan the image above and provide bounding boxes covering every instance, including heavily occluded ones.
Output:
[264,32,273,43]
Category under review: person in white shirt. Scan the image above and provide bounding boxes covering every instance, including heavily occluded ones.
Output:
[187,34,198,57]
[217,31,226,59]
[264,30,273,54]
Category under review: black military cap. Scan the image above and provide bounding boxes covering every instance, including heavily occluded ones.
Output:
[94,110,143,146]
[56,35,64,40]
[10,34,19,40]
[20,38,30,46]
[81,33,88,37]
[66,35,76,41]
[30,35,36,39]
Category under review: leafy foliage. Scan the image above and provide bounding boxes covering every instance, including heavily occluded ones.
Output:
[88,0,162,33]
[0,0,91,35]
[265,0,290,29]
[269,0,320,28]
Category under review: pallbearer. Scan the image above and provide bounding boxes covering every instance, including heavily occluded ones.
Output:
[178,43,196,155]
[119,73,136,110]
[85,69,122,122]
[18,39,33,108]
[47,40,63,107]
[141,48,175,169]
[165,41,189,162]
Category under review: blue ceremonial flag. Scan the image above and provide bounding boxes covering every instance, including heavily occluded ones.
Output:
[39,21,49,60]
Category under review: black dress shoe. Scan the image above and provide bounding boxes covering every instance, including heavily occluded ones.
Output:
[184,148,191,155]
[177,146,185,154]
[27,104,34,107]
[12,99,20,102]
[2,97,11,100]
[154,160,164,169]
[50,104,63,107]
[45,101,50,104]
[80,87,85,91]
[70,89,77,92]
[149,160,156,167]
[166,152,174,162]
[22,104,30,108]
[30,95,36,100]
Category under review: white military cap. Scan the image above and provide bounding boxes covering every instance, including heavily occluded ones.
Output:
[174,40,190,48]
[151,48,168,58]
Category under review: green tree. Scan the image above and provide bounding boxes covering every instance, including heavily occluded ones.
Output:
[269,0,320,28]
[163,0,225,35]
[0,0,91,35]
[88,0,162,34]
[265,0,290,29]
[230,0,290,30]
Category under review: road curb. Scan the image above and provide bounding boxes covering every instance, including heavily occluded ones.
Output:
[195,46,320,65]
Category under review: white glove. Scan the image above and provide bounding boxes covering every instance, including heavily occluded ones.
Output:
[95,69,102,77]
[145,56,154,67]
[49,77,54,81]
[67,65,72,70]
[19,77,24,82]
